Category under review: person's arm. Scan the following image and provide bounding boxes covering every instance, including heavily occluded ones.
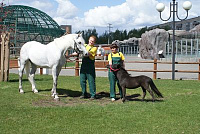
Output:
[109,60,112,65]
[120,52,125,68]
[88,47,97,57]
[108,53,112,65]
[65,52,78,58]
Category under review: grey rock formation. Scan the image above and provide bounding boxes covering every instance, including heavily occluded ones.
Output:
[190,24,200,32]
[112,37,140,47]
[139,28,168,60]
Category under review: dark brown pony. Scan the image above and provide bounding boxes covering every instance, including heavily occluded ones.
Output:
[107,64,163,103]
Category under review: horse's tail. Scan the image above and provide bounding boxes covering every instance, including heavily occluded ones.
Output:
[149,79,163,98]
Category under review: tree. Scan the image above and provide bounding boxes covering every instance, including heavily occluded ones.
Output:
[75,26,151,44]
[76,29,98,44]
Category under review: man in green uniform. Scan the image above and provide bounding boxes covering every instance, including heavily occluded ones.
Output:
[108,44,125,102]
[80,35,97,99]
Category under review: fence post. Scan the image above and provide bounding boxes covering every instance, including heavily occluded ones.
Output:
[0,32,10,82]
[0,34,4,81]
[199,59,200,80]
[153,59,157,80]
[4,32,10,81]
[40,68,43,75]
[75,57,79,76]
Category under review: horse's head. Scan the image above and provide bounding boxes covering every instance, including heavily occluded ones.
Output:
[74,33,88,56]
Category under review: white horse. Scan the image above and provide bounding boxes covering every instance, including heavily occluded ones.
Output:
[18,33,88,100]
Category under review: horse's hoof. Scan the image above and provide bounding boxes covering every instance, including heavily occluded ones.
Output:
[20,91,24,94]
[54,97,60,101]
[52,93,56,97]
[19,89,24,94]
[33,89,38,93]
[54,94,60,101]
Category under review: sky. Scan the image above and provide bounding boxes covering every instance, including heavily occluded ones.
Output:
[4,0,200,35]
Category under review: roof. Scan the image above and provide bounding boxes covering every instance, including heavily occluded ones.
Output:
[0,5,64,46]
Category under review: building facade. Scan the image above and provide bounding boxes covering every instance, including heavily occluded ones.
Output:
[151,16,200,31]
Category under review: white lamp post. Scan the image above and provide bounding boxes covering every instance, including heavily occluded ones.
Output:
[156,0,192,80]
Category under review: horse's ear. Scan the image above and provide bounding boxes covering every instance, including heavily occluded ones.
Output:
[106,65,110,69]
[78,32,83,37]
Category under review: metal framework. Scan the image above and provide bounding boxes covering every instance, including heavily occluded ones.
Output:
[0,5,64,50]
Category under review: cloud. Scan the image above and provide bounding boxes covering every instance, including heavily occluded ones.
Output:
[83,3,132,27]
[30,1,53,11]
[6,0,200,34]
[82,0,161,31]
[8,0,56,17]
[55,0,78,19]
[80,0,199,32]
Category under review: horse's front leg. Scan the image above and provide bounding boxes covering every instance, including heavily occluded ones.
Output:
[51,66,62,100]
[121,87,126,103]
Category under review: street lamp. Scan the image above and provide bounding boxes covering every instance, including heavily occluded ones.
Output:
[156,0,192,80]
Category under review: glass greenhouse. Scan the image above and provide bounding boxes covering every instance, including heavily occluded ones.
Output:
[0,5,64,55]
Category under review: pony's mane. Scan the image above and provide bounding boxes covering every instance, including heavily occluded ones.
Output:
[120,67,131,76]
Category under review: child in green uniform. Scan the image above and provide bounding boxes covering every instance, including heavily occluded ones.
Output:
[108,44,125,101]
[80,35,97,99]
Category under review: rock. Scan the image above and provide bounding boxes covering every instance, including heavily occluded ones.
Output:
[167,30,191,40]
[139,28,168,60]
[190,24,200,32]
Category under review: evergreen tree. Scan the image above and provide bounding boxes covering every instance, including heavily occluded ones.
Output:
[75,26,152,44]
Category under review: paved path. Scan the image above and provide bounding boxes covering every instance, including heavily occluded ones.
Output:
[9,56,199,80]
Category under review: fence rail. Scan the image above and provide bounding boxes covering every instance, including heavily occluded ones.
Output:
[9,59,200,80]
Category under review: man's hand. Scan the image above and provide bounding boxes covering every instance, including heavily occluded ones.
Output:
[65,52,78,58]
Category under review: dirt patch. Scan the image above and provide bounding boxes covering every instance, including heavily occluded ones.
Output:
[32,92,142,107]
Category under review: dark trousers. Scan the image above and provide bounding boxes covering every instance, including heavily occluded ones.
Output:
[108,70,123,98]
[80,61,96,98]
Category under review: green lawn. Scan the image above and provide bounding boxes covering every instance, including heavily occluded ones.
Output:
[0,74,200,134]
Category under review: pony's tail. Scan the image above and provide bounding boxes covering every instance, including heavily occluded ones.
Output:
[149,79,163,98]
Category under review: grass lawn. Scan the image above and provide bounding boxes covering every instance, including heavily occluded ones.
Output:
[0,74,200,134]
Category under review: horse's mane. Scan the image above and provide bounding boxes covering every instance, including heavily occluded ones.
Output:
[51,34,73,46]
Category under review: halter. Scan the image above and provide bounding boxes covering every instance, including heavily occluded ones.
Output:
[73,40,81,54]
[109,65,120,72]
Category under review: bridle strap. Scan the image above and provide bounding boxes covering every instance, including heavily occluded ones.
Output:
[110,65,120,72]
[73,40,81,54]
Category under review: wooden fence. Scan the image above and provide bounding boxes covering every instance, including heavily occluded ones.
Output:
[9,58,200,80]
[125,59,200,80]
[0,32,10,82]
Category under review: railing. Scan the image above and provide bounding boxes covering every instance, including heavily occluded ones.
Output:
[9,59,200,80]
[119,38,200,58]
